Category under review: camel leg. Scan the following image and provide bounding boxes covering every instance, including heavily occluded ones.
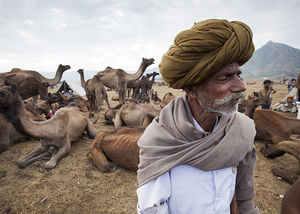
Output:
[86,120,97,139]
[260,144,285,158]
[271,168,298,184]
[102,90,110,108]
[17,142,50,168]
[88,135,110,172]
[45,139,71,169]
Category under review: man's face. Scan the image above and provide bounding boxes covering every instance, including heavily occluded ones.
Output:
[191,62,246,114]
[264,83,272,90]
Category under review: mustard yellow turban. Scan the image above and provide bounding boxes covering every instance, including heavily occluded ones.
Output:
[159,19,255,89]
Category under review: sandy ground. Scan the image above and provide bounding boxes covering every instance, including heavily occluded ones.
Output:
[0,79,298,214]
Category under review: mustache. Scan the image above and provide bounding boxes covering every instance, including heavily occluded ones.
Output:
[215,92,246,106]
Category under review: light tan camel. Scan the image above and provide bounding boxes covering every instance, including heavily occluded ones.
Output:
[112,101,160,129]
[88,127,145,172]
[0,85,97,169]
[160,92,176,109]
[77,69,110,123]
[254,109,300,144]
[95,58,155,105]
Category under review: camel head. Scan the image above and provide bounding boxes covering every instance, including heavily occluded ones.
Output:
[142,58,155,68]
[152,72,159,77]
[58,64,71,73]
[77,69,84,74]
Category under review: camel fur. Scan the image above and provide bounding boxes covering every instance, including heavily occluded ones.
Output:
[160,92,176,109]
[281,178,300,214]
[88,127,145,172]
[77,69,110,123]
[254,110,300,144]
[0,85,97,169]
[260,140,300,184]
[95,58,154,105]
[6,64,71,86]
[113,101,160,129]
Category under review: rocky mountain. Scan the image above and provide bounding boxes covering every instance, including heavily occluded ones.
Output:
[241,41,300,80]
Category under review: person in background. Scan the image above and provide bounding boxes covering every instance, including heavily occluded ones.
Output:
[137,19,259,214]
[258,79,276,109]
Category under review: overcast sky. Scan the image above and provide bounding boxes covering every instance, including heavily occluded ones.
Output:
[0,0,299,73]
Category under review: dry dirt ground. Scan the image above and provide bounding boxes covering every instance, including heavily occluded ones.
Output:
[0,79,298,214]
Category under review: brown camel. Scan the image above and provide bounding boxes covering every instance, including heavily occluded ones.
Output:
[6,64,71,86]
[0,85,97,169]
[88,127,145,172]
[77,69,110,123]
[237,94,268,118]
[112,101,160,129]
[48,92,89,113]
[95,58,155,105]
[0,103,45,153]
[160,92,176,109]
[260,140,300,184]
[104,104,122,125]
[254,109,300,144]
[134,71,159,102]
[281,178,300,214]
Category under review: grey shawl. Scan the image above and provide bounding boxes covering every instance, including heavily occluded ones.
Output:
[137,95,259,213]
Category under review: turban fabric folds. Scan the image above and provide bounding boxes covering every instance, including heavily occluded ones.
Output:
[159,19,255,89]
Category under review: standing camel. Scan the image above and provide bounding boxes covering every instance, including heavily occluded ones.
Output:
[1,64,71,103]
[0,85,97,169]
[6,64,71,86]
[95,58,155,105]
[77,69,110,123]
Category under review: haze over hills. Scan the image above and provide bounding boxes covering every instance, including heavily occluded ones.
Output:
[40,41,300,83]
[241,41,300,80]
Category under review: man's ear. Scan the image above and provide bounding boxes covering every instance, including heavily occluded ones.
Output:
[185,85,197,99]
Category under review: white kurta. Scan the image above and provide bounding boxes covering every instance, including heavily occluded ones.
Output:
[137,118,237,214]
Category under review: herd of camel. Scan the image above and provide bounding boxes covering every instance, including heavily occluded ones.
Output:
[0,59,299,213]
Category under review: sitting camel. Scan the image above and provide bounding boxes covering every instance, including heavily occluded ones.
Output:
[0,111,45,153]
[88,127,145,172]
[254,109,300,144]
[0,85,97,169]
[160,92,176,109]
[112,101,160,129]
[281,178,300,214]
[238,94,267,118]
[260,140,300,184]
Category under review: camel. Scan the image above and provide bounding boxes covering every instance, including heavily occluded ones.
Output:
[133,72,159,101]
[0,103,45,153]
[77,69,110,123]
[48,92,89,113]
[0,85,97,169]
[160,92,176,109]
[95,58,155,105]
[104,104,122,125]
[112,101,160,129]
[281,178,300,214]
[4,76,49,100]
[238,94,268,118]
[254,109,300,144]
[88,126,145,172]
[260,140,300,184]
[7,64,71,86]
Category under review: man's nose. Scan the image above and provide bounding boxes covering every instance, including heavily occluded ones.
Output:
[231,76,246,93]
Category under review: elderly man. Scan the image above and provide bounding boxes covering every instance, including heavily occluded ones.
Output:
[136,19,259,214]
